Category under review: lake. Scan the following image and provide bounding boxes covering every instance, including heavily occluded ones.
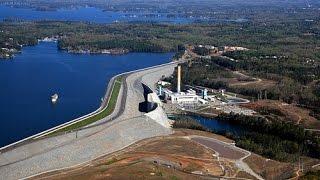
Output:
[0,5,193,24]
[0,42,172,147]
[192,115,243,135]
[0,5,249,24]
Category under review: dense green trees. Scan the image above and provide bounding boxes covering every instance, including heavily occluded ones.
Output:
[216,113,320,161]
[171,115,208,131]
[193,46,210,56]
[300,170,320,179]
[1,10,319,58]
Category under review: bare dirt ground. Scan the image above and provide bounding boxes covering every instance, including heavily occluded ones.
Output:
[242,100,320,129]
[33,129,297,180]
[34,133,225,180]
[228,70,276,89]
[244,154,295,180]
[198,108,221,116]
[183,45,276,90]
[229,78,276,90]
[236,171,258,179]
[244,152,320,180]
[172,129,233,143]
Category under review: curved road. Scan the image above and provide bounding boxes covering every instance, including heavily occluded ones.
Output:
[0,62,177,180]
[191,136,263,180]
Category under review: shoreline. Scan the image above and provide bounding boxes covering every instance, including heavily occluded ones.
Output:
[0,60,178,152]
[0,59,177,180]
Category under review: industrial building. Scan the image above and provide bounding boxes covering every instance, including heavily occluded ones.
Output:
[158,65,209,107]
[157,65,254,115]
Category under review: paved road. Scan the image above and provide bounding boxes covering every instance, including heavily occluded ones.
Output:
[305,128,320,132]
[190,136,263,180]
[191,137,246,160]
[0,63,176,180]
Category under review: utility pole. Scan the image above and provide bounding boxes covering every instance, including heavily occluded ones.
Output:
[264,90,267,99]
[301,157,304,173]
[298,157,304,174]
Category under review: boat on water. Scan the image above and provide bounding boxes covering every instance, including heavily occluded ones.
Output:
[51,93,58,103]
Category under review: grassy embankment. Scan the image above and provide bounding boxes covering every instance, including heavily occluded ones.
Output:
[49,77,122,135]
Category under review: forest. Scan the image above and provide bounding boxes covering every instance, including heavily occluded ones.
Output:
[0,4,319,58]
[2,0,319,15]
[216,113,320,161]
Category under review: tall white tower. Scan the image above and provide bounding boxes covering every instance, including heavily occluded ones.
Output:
[177,65,181,93]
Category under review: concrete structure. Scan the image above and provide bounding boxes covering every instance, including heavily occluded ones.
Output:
[220,89,225,96]
[202,89,208,99]
[157,80,171,86]
[224,46,249,52]
[198,98,209,105]
[159,66,209,106]
[158,85,163,96]
[162,88,199,105]
[141,83,158,113]
[171,92,199,104]
[207,96,216,102]
[187,89,196,95]
[145,87,171,128]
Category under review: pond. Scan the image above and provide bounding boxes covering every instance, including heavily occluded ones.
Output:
[192,115,244,135]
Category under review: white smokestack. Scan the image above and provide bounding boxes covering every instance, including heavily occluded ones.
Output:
[177,65,181,93]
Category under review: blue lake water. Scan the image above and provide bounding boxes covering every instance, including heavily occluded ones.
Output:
[0,5,249,24]
[0,5,193,24]
[0,42,172,147]
[192,115,243,135]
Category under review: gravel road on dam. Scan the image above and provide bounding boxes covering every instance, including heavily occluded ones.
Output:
[0,63,176,180]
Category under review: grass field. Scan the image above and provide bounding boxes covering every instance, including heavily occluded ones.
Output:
[49,77,122,135]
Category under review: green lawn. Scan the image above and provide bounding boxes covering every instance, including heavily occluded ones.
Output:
[49,77,122,135]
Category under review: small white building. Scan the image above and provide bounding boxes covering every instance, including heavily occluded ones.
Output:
[198,98,209,104]
[157,80,171,86]
[170,92,199,105]
[186,89,196,95]
[219,89,225,96]
[224,46,249,52]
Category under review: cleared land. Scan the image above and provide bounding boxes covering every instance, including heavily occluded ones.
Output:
[229,78,276,90]
[242,100,320,129]
[191,137,246,160]
[34,129,297,180]
[33,131,235,179]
